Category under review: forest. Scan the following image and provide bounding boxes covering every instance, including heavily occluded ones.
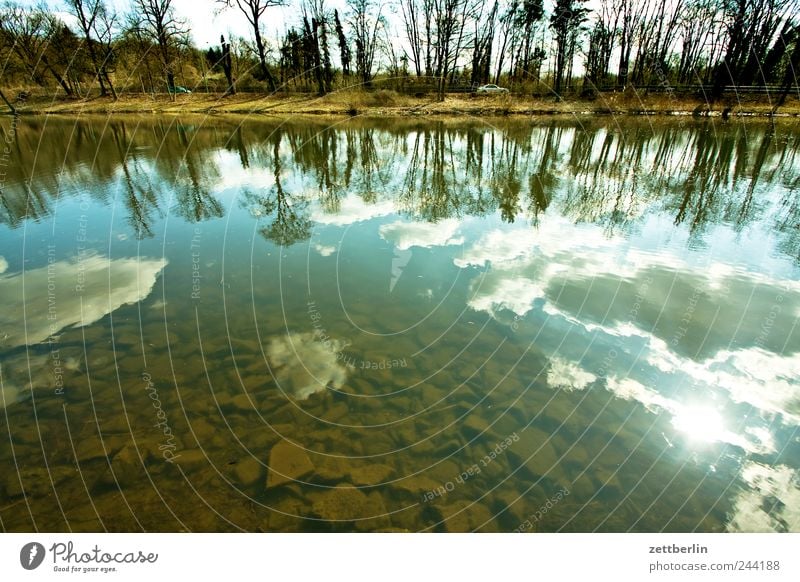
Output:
[0,0,798,105]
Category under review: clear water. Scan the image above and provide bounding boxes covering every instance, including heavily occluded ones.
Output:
[0,115,799,532]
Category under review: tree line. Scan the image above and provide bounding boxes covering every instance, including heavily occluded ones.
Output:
[0,0,798,102]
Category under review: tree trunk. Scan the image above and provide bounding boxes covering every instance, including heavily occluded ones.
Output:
[85,41,107,96]
[776,29,800,109]
[221,36,236,95]
[254,26,278,91]
[0,88,16,114]
[41,54,73,96]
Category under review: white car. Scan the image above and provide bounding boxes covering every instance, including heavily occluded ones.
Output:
[476,84,509,94]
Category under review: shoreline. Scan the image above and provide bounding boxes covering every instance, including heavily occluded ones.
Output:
[3,91,800,118]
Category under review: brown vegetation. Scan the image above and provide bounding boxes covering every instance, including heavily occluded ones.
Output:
[4,87,799,118]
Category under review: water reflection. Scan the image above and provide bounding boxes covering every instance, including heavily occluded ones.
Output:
[0,116,798,533]
[0,254,167,349]
[2,117,798,258]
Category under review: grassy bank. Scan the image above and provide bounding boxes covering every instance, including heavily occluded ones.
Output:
[4,89,800,117]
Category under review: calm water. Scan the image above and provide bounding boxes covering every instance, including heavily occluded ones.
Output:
[1,115,799,532]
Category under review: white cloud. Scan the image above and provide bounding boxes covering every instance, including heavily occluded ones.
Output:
[0,255,167,348]
[266,332,350,400]
[454,218,630,319]
[602,375,774,454]
[311,194,396,226]
[314,244,336,257]
[379,218,464,250]
[467,274,546,316]
[547,357,596,391]
[728,462,800,532]
[645,344,800,426]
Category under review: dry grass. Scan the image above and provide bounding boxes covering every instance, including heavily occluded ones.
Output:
[3,87,799,118]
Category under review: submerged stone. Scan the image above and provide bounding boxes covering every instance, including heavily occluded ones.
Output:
[349,463,394,486]
[234,457,263,487]
[309,485,388,528]
[440,499,498,532]
[266,441,314,489]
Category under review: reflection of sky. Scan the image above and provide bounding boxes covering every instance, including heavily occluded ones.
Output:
[446,215,799,446]
[372,196,800,532]
[3,119,800,532]
[267,332,349,400]
[0,255,168,349]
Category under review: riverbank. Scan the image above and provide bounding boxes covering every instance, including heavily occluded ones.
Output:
[3,90,800,117]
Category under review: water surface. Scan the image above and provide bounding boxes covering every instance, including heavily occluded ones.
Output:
[1,115,799,532]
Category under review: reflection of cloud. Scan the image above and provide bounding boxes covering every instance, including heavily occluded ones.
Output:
[549,365,774,453]
[0,256,7,274]
[457,215,800,438]
[214,151,278,192]
[547,357,596,390]
[728,462,800,532]
[455,218,622,270]
[0,380,20,409]
[605,377,669,412]
[602,375,773,454]
[647,346,800,426]
[267,332,349,399]
[379,219,464,250]
[468,274,546,317]
[455,219,625,318]
[311,195,395,226]
[456,220,800,361]
[0,255,167,348]
[0,353,51,409]
[314,244,336,257]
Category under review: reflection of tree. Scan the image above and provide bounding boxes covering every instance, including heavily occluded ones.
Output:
[561,124,653,234]
[167,121,225,223]
[526,125,558,226]
[490,138,522,223]
[110,123,162,239]
[173,159,224,222]
[399,125,467,221]
[672,126,737,235]
[3,117,800,266]
[774,133,800,261]
[228,126,250,169]
[242,132,312,247]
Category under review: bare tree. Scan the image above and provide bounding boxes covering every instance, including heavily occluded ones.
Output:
[677,0,720,84]
[302,0,333,94]
[66,0,117,98]
[333,9,351,78]
[399,0,436,77]
[712,0,798,97]
[583,0,617,90]
[432,0,472,100]
[470,1,497,87]
[217,0,284,91]
[129,0,187,92]
[550,0,589,96]
[348,0,384,86]
[0,2,74,95]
